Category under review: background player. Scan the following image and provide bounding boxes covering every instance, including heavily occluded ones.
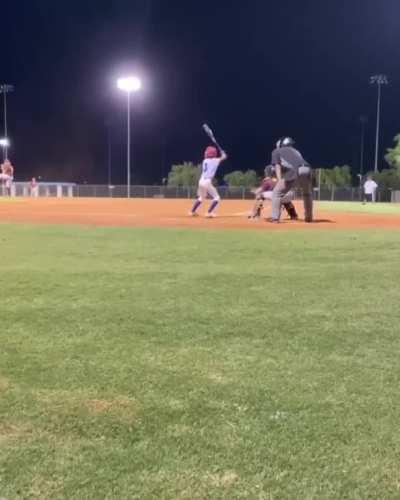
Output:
[249,166,298,220]
[189,146,228,217]
[363,175,378,203]
[0,159,14,196]
[269,137,313,223]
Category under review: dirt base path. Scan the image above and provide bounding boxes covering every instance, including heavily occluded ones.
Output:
[1,198,400,230]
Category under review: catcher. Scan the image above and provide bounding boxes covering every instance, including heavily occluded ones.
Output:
[248,165,298,220]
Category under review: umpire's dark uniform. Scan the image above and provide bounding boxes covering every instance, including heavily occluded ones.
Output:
[270,140,313,222]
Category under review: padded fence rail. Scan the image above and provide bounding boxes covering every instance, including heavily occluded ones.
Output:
[0,183,396,202]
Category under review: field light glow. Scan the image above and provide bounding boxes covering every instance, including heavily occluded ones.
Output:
[117,76,142,93]
[0,138,10,147]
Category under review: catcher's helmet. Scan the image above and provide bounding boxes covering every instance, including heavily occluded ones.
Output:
[204,146,218,159]
[276,137,295,148]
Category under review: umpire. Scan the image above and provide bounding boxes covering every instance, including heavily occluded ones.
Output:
[268,137,313,223]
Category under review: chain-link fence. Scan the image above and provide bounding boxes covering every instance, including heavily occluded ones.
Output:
[1,182,398,202]
[314,187,394,203]
[71,185,259,199]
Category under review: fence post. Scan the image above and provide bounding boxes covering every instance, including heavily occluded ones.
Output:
[318,169,321,201]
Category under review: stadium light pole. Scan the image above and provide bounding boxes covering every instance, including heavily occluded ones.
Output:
[370,75,388,173]
[104,119,112,187]
[0,84,14,161]
[359,115,368,177]
[117,76,142,198]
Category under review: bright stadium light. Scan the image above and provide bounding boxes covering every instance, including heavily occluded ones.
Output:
[0,137,10,148]
[117,76,142,198]
[370,74,389,173]
[117,76,142,93]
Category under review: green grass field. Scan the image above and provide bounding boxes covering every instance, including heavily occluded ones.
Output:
[317,201,400,215]
[1,223,400,499]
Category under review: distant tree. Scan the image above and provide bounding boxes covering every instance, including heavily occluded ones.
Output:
[320,165,352,200]
[242,170,259,188]
[385,134,400,171]
[374,168,400,191]
[320,169,335,200]
[365,135,400,191]
[336,165,352,187]
[167,162,200,187]
[224,171,245,187]
[224,170,258,188]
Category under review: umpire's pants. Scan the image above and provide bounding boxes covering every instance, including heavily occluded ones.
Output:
[271,179,296,220]
[297,166,313,222]
[271,167,313,221]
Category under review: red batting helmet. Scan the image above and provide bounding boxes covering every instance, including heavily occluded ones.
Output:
[204,146,218,159]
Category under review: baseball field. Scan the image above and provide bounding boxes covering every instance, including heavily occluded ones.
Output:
[1,198,400,499]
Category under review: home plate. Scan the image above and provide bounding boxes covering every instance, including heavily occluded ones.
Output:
[230,212,251,217]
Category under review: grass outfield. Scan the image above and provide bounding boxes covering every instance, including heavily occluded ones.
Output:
[1,224,400,499]
[0,197,25,203]
[317,200,400,214]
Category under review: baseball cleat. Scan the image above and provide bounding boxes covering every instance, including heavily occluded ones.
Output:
[188,211,199,217]
[205,213,217,218]
[265,217,279,223]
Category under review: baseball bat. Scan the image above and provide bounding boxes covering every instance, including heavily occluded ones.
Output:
[202,123,225,152]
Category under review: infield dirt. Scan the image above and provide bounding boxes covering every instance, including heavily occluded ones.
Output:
[0,198,399,230]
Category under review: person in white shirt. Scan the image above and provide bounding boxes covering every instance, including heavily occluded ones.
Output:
[363,176,378,203]
[30,177,39,197]
[189,145,228,218]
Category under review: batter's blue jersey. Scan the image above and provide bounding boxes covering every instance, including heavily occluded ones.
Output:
[200,158,222,182]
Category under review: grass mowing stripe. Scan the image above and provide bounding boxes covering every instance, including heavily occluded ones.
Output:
[1,224,400,499]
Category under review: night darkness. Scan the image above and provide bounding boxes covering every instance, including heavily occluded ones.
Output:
[2,0,400,184]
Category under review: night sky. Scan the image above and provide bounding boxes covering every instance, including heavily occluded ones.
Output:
[3,0,400,184]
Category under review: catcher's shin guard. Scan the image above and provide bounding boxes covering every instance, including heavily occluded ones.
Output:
[283,202,298,220]
[249,199,264,219]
